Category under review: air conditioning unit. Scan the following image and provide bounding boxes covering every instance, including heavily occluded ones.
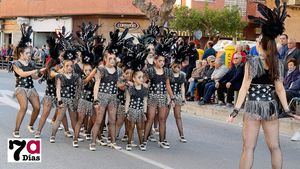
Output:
[287,0,300,5]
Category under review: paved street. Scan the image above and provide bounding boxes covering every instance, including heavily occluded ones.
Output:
[0,70,300,169]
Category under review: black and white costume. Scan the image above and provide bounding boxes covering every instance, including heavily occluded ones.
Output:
[56,73,81,112]
[96,66,122,107]
[127,86,148,123]
[244,57,284,120]
[77,75,95,116]
[43,68,57,106]
[170,71,186,106]
[117,77,126,116]
[13,60,39,98]
[145,67,171,108]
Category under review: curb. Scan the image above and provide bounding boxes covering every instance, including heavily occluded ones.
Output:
[182,102,300,136]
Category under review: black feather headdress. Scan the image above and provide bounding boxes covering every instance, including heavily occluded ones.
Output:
[46,36,60,61]
[155,28,178,58]
[75,22,105,66]
[106,28,130,57]
[17,24,33,48]
[248,0,289,40]
[57,26,77,61]
[171,44,188,64]
[137,22,160,46]
[122,42,149,71]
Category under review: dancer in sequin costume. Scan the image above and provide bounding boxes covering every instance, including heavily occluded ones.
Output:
[12,24,46,138]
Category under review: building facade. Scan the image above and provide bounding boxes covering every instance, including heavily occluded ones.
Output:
[266,0,300,42]
[0,0,162,48]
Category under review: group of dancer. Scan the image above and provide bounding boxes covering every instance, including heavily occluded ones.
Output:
[11,21,188,151]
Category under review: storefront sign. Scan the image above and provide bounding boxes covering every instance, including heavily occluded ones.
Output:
[115,21,140,30]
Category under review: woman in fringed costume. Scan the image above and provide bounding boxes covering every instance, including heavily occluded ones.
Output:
[50,28,81,143]
[72,22,104,147]
[12,24,45,138]
[35,36,70,138]
[90,29,128,151]
[143,28,177,149]
[168,44,187,143]
[122,41,149,151]
[227,1,291,168]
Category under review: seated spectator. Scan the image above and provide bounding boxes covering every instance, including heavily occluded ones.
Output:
[216,53,245,107]
[230,44,247,67]
[284,38,300,71]
[283,58,300,89]
[198,57,228,105]
[202,41,216,60]
[196,56,215,101]
[186,59,207,101]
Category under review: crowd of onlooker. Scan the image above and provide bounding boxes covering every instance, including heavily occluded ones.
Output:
[182,34,300,111]
[0,44,48,70]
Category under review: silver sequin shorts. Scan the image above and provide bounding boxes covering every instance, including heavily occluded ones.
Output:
[147,93,168,108]
[77,99,94,116]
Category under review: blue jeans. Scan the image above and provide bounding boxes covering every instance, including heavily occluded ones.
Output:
[203,81,216,103]
[187,81,197,97]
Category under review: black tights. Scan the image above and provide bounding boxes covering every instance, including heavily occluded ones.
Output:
[144,105,167,142]
[37,99,69,133]
[167,104,184,138]
[240,116,282,169]
[15,90,40,132]
[128,121,143,145]
[91,104,117,144]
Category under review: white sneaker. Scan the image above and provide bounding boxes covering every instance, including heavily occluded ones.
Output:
[291,131,300,141]
[139,144,146,151]
[163,140,170,146]
[89,143,96,151]
[180,136,187,143]
[50,136,55,143]
[96,139,108,146]
[78,137,84,142]
[109,143,122,150]
[64,131,73,138]
[131,141,137,147]
[121,135,128,142]
[86,134,91,140]
[158,141,170,149]
[58,125,63,130]
[149,135,157,142]
[34,131,41,138]
[125,144,132,151]
[27,126,35,133]
[13,131,20,138]
[73,141,78,148]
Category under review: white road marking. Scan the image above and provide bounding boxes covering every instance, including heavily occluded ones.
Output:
[0,89,174,169]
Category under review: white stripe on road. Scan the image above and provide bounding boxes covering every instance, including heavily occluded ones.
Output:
[0,89,175,169]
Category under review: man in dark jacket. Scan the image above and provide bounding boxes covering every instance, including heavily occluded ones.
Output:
[284,38,300,69]
[215,53,244,106]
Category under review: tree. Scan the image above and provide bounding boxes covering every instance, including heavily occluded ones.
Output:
[169,4,247,41]
[219,6,247,42]
[132,0,176,26]
[169,6,202,35]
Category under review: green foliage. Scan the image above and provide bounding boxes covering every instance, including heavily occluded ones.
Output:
[169,4,247,40]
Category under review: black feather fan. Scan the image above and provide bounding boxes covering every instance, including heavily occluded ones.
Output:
[248,0,289,39]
